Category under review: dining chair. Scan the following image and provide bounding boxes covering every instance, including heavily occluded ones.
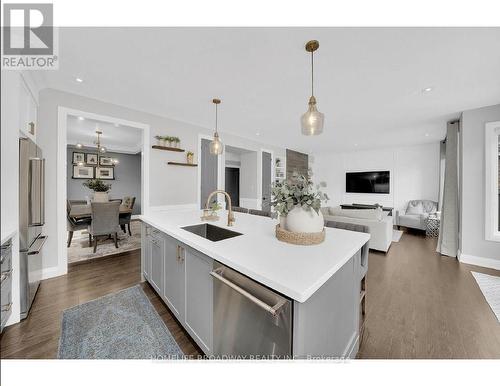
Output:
[66,200,92,247]
[88,201,121,253]
[119,196,136,236]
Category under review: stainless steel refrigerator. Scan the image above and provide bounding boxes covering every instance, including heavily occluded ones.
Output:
[19,137,47,319]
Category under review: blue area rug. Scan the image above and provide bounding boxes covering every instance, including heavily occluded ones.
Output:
[58,285,184,359]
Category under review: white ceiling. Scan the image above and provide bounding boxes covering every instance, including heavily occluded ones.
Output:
[66,115,143,153]
[37,27,500,153]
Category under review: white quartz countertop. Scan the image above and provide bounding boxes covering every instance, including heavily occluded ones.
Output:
[140,209,370,303]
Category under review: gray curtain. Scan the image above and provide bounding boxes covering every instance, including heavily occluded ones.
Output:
[436,121,459,257]
[438,140,446,211]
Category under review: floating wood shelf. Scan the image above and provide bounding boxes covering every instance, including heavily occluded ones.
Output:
[167,162,198,167]
[152,145,185,152]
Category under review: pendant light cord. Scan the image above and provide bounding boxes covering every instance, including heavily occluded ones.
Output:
[215,103,218,133]
[311,51,314,97]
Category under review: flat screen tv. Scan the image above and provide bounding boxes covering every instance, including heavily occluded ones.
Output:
[346,171,390,194]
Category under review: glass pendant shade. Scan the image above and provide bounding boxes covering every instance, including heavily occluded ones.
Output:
[209,98,223,155]
[301,96,324,135]
[209,132,223,155]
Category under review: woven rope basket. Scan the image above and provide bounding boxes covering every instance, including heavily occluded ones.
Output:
[275,225,325,245]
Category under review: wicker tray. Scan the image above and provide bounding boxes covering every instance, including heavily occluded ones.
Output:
[275,225,325,245]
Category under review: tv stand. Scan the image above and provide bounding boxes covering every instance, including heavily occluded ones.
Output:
[341,203,393,216]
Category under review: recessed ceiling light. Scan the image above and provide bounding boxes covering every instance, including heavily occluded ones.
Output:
[78,116,84,121]
[255,132,260,136]
[354,143,358,147]
[425,133,430,137]
[75,77,83,83]
[422,87,433,93]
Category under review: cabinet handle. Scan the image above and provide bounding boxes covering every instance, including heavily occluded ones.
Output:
[28,122,35,134]
[177,245,184,263]
[1,269,13,284]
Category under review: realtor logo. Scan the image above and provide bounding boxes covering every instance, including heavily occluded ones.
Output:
[2,3,58,69]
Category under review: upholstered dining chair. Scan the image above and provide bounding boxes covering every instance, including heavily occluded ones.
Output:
[88,201,121,253]
[119,196,136,236]
[67,200,92,247]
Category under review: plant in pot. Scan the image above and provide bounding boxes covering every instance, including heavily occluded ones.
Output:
[271,172,329,233]
[154,135,162,146]
[83,179,112,202]
[186,151,194,164]
[173,136,180,148]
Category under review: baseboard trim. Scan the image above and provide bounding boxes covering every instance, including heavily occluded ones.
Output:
[41,265,68,280]
[458,253,500,271]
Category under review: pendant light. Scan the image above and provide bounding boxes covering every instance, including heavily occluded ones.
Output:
[209,98,223,155]
[301,40,324,136]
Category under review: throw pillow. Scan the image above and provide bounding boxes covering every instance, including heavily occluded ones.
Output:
[406,201,424,215]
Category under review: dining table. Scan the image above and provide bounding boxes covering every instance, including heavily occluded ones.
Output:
[69,204,132,219]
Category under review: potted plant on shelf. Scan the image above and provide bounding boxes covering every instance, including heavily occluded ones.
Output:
[83,179,112,202]
[154,135,162,146]
[271,172,329,233]
[186,151,194,164]
[172,136,180,148]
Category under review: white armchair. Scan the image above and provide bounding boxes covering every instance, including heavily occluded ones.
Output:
[396,200,438,231]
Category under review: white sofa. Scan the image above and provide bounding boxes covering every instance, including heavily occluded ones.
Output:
[321,206,393,252]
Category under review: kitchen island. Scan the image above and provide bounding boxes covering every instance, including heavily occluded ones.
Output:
[140,208,370,359]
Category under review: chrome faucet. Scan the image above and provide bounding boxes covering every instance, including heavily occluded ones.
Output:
[203,190,235,226]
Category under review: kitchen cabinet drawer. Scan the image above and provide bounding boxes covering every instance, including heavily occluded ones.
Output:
[1,273,13,330]
[1,241,12,273]
[142,224,151,279]
[149,234,164,295]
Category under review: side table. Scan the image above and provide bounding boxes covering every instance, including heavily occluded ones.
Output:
[426,216,440,237]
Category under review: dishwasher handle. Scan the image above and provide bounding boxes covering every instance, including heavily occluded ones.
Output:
[210,267,287,317]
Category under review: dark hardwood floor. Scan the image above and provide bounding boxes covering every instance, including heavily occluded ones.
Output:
[358,231,500,359]
[0,250,203,359]
[1,232,499,359]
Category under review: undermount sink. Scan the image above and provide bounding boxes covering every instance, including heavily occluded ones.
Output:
[181,223,243,242]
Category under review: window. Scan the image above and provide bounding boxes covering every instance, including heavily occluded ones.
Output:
[485,121,500,241]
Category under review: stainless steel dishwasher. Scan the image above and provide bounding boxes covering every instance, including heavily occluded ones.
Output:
[211,262,292,358]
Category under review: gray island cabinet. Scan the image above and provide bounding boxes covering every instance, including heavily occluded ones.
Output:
[143,225,213,354]
[141,214,369,359]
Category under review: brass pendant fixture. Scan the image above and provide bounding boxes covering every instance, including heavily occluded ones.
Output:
[209,98,223,155]
[301,40,324,136]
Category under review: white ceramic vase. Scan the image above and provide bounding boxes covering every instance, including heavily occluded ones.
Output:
[286,206,324,233]
[93,192,109,202]
[279,215,287,230]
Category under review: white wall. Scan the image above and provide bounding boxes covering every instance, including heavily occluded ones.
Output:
[36,89,285,274]
[459,104,500,268]
[312,142,441,214]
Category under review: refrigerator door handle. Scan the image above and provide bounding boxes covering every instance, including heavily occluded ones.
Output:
[28,158,45,226]
[27,235,47,255]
